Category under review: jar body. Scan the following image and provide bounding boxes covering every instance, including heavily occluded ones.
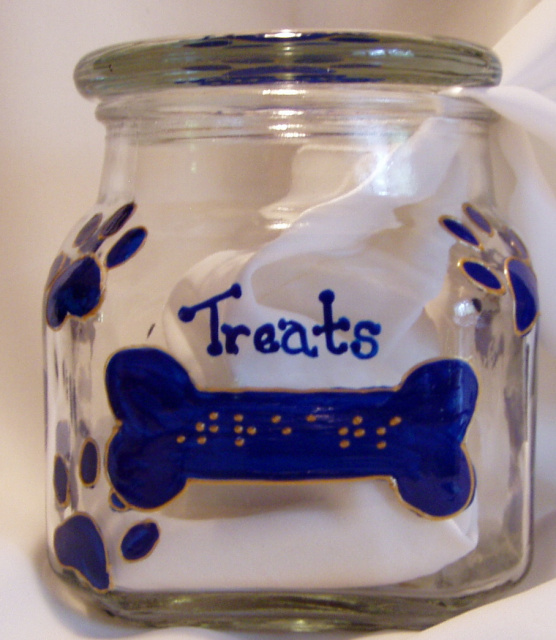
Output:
[44,85,537,630]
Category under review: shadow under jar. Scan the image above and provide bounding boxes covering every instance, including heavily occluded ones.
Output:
[44,31,538,631]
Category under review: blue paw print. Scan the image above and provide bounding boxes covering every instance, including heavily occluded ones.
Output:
[53,424,161,591]
[440,203,539,337]
[45,203,147,329]
[53,511,159,591]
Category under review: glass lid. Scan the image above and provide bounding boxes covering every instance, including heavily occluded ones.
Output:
[75,31,501,98]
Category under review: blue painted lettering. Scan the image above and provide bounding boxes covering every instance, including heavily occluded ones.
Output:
[221,323,251,355]
[254,324,280,353]
[178,284,381,359]
[278,319,318,357]
[350,321,381,360]
[178,284,241,356]
[312,290,350,355]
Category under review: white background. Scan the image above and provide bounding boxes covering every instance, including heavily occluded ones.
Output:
[3,1,556,638]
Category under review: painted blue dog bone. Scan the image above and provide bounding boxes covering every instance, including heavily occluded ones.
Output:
[106,348,478,518]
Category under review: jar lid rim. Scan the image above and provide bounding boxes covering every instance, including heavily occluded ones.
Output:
[74,30,501,98]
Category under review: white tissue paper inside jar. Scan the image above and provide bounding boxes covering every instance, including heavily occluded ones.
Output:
[157,114,484,590]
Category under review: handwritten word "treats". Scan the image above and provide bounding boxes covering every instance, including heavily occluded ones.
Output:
[178,284,381,360]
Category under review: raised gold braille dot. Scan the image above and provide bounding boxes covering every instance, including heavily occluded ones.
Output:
[389,416,402,426]
[376,427,387,436]
[306,415,317,423]
[235,437,245,447]
[354,428,366,438]
[209,425,219,433]
[197,436,207,445]
[281,427,292,435]
[195,422,205,432]
[234,425,244,434]
[352,416,363,426]
[209,412,219,420]
[234,414,243,422]
[340,439,350,449]
[246,426,257,435]
[176,435,186,444]
[377,441,387,450]
[338,427,349,436]
[271,415,282,424]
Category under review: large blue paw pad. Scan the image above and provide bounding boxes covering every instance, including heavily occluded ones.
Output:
[46,256,102,329]
[505,257,539,336]
[53,513,111,591]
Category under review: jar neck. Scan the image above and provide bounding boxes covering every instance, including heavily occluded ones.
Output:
[95,85,496,210]
[96,84,493,139]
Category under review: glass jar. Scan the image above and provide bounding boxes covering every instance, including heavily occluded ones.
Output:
[44,32,538,631]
